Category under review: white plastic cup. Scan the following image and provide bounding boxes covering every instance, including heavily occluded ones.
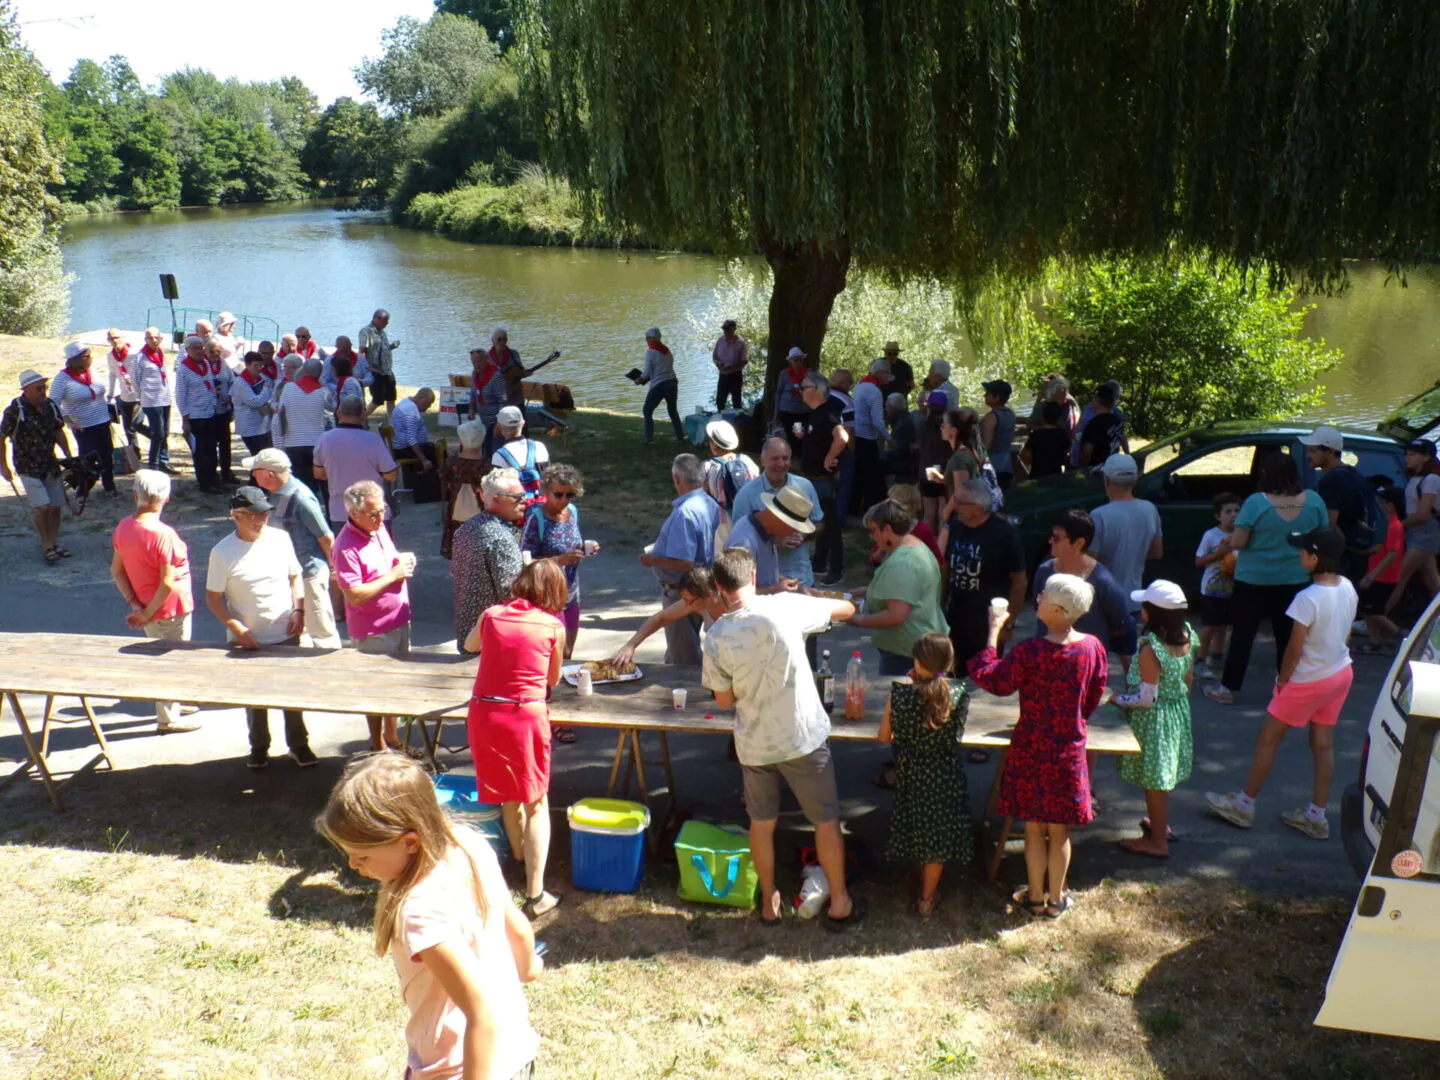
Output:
[792,422,805,438]
[576,669,593,696]
[926,466,944,482]
[583,539,599,556]
[643,543,655,556]
[398,552,417,575]
[521,551,533,565]
[672,688,687,710]
[991,597,1010,614]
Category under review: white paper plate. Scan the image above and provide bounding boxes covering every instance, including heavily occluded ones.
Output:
[562,663,644,687]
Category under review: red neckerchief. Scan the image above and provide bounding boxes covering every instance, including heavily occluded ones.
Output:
[647,340,672,356]
[331,348,358,369]
[240,369,265,388]
[784,363,806,385]
[298,340,317,359]
[295,375,323,393]
[259,358,278,381]
[181,356,209,378]
[860,373,883,387]
[69,366,99,399]
[141,345,168,384]
[277,346,293,359]
[111,345,130,376]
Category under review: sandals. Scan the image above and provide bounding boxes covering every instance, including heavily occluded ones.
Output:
[823,896,868,932]
[1010,885,1047,918]
[53,545,72,558]
[1139,817,1179,842]
[1043,892,1074,919]
[552,727,577,745]
[522,892,563,919]
[43,547,60,564]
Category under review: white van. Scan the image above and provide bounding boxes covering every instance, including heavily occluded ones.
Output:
[1317,594,1440,1041]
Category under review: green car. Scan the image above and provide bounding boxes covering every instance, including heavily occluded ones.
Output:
[1003,409,1427,595]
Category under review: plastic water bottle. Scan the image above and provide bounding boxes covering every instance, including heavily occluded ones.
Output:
[844,651,866,720]
[817,650,834,713]
[795,864,830,919]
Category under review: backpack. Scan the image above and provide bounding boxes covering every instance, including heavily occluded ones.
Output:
[495,441,543,504]
[1332,465,1383,555]
[716,453,757,510]
[525,503,578,547]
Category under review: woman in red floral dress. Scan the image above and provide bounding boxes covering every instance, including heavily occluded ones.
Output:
[968,572,1108,919]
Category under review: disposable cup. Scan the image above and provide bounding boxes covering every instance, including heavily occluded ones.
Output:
[672,688,687,710]
[583,540,599,556]
[991,597,1010,613]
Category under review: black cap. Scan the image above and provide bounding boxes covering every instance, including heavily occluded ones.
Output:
[1287,527,1345,560]
[1406,439,1437,458]
[230,486,275,512]
[1094,383,1118,405]
[982,379,1012,402]
[721,319,737,331]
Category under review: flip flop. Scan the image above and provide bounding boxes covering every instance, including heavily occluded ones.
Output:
[823,896,868,932]
[1139,818,1179,842]
[523,892,563,919]
[759,910,783,927]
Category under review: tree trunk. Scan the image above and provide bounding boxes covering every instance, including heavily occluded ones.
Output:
[758,233,852,418]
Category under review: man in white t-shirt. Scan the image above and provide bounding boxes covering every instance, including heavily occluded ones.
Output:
[205,485,314,770]
[701,547,865,931]
[1205,527,1358,840]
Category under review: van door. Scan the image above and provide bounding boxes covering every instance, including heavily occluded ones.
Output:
[1316,662,1440,1041]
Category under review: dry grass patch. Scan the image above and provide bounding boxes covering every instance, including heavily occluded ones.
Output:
[0,835,1431,1080]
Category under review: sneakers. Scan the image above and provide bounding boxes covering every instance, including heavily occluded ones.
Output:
[1281,807,1330,840]
[1203,685,1235,705]
[246,749,269,770]
[289,745,319,768]
[1204,791,1255,829]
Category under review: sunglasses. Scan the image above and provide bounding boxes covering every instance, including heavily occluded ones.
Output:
[494,492,526,503]
[551,490,577,500]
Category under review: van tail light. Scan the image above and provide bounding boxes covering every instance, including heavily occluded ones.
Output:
[1358,734,1371,789]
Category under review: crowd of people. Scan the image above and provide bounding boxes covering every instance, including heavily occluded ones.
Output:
[11,312,1437,1080]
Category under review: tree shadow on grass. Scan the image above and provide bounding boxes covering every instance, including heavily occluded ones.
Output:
[1133,893,1433,1079]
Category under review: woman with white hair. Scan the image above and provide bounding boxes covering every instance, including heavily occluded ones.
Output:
[639,327,684,444]
[274,356,330,492]
[450,466,528,651]
[440,419,490,557]
[968,572,1109,918]
[109,468,200,733]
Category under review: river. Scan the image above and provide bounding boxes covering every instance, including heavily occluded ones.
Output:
[59,202,1440,425]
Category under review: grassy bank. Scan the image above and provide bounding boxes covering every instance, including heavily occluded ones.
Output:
[400,168,644,248]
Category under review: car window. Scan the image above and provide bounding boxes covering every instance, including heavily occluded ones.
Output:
[1392,615,1440,716]
[1135,434,1191,474]
[1345,447,1406,489]
[1151,440,1277,503]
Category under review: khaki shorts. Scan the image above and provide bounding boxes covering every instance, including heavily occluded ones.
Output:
[353,623,411,658]
[21,474,64,509]
[742,743,840,825]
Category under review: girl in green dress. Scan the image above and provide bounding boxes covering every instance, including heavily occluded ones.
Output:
[1112,581,1196,858]
[878,633,974,916]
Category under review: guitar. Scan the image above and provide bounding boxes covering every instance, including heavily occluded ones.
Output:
[503,350,562,397]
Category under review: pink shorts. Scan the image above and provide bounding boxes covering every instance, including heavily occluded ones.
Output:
[1267,665,1354,728]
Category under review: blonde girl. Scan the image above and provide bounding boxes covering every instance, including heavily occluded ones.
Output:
[878,632,973,916]
[317,754,543,1080]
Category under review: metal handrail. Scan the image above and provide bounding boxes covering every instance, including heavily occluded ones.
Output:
[145,306,281,348]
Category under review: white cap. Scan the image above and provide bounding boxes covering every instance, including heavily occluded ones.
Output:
[1300,424,1344,452]
[63,341,90,361]
[1131,580,1188,610]
[496,405,524,427]
[1102,453,1139,481]
[786,346,807,360]
[217,311,236,328]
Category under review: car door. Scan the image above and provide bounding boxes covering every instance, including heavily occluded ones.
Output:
[1136,437,1283,592]
[1316,661,1440,1042]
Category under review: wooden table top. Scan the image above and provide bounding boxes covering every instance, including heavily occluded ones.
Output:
[0,633,1139,754]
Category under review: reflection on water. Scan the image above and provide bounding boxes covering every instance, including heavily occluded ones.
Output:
[61,204,1440,426]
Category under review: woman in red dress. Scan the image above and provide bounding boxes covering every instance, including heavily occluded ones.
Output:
[968,572,1108,919]
[464,559,567,917]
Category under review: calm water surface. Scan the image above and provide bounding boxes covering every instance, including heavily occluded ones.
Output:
[60,202,1440,425]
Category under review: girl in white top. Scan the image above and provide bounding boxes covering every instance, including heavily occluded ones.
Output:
[318,755,542,1080]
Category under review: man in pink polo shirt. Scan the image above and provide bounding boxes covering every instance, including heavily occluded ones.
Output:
[332,478,415,752]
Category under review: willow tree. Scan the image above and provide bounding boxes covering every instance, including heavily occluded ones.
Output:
[516,1,1440,399]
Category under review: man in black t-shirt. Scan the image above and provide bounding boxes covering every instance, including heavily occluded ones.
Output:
[941,477,1028,670]
[1080,382,1126,469]
[799,372,850,584]
[1022,400,1071,478]
[1303,424,1380,582]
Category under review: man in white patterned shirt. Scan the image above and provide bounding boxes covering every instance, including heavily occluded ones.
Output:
[701,547,864,931]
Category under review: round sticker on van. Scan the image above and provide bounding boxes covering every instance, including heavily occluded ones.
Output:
[1391,849,1424,879]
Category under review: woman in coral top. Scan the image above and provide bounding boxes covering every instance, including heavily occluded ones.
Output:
[464,559,567,919]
